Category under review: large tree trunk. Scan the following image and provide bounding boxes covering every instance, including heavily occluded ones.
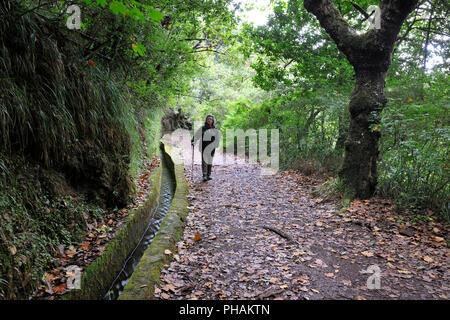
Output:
[340,69,386,198]
[304,0,418,198]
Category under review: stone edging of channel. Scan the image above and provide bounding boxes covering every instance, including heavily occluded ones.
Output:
[63,163,162,300]
[118,142,189,300]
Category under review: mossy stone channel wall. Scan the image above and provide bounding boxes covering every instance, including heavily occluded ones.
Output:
[63,165,162,300]
[119,143,189,300]
[64,142,188,300]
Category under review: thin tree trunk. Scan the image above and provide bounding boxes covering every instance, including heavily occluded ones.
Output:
[423,2,435,71]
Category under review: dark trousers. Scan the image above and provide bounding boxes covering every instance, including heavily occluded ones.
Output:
[201,154,213,178]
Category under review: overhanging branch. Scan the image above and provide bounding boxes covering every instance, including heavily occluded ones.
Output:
[303,0,358,62]
[304,0,420,67]
[379,0,420,47]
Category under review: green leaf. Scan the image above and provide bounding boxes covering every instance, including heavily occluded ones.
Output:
[131,42,147,57]
[129,7,144,22]
[96,0,107,8]
[109,1,127,15]
[148,7,164,22]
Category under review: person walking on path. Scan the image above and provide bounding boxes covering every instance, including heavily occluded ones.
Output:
[191,114,220,181]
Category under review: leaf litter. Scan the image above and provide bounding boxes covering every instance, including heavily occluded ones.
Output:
[154,158,449,300]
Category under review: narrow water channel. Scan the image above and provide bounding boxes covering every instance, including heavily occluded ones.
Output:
[104,151,175,300]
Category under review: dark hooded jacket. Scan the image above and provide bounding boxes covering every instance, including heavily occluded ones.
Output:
[192,114,220,156]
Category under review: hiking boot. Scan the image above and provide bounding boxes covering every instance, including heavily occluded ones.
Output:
[203,176,208,182]
[207,176,212,180]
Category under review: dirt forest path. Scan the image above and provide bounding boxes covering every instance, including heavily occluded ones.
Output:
[154,152,449,300]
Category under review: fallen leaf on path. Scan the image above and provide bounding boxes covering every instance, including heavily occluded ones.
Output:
[161,293,170,299]
[163,283,177,293]
[314,258,328,268]
[80,241,90,250]
[52,283,67,295]
[398,270,411,274]
[361,250,374,257]
[44,272,58,283]
[65,249,76,258]
[269,277,280,284]
[342,280,352,287]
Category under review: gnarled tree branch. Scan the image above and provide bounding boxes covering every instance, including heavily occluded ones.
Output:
[304,0,419,71]
[303,0,358,62]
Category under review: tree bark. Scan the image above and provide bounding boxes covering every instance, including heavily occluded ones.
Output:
[340,69,385,198]
[335,104,349,151]
[303,0,419,198]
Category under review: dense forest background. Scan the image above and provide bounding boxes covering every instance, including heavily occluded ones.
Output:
[0,0,448,299]
[185,0,448,219]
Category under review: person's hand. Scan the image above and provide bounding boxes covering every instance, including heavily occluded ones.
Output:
[191,141,194,146]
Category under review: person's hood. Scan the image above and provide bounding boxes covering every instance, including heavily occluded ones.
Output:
[204,114,216,127]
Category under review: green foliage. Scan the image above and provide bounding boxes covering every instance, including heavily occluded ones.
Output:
[1,0,239,197]
[178,53,267,126]
[1,0,447,300]
[0,155,100,299]
[225,0,449,220]
[245,0,354,92]
[379,73,449,220]
[0,0,239,299]
[0,5,135,207]
[124,91,164,179]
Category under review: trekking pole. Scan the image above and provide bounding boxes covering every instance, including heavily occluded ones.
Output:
[191,142,194,180]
